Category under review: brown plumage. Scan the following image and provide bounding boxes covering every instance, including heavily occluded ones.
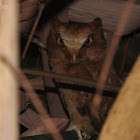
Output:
[47,17,121,139]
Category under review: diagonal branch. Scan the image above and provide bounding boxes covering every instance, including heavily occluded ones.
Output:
[92,0,136,116]
[22,2,47,59]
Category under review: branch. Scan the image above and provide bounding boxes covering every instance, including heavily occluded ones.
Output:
[23,68,120,93]
[22,2,47,59]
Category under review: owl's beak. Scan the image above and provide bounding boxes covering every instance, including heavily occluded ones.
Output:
[68,48,78,63]
[73,55,76,63]
[72,52,79,63]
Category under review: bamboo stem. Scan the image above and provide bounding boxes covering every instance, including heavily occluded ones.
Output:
[0,1,18,140]
[0,55,63,140]
[98,56,140,140]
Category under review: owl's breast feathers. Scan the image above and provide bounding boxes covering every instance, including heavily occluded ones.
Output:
[50,60,120,135]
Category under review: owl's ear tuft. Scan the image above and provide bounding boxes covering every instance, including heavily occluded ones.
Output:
[89,17,102,29]
[51,17,62,32]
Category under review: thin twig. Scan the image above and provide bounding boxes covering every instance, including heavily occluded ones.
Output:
[0,54,63,140]
[92,0,136,116]
[20,33,47,50]
[23,68,120,93]
[22,2,46,59]
[118,37,131,78]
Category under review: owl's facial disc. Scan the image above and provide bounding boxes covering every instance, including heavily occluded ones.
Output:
[57,32,94,63]
[59,32,88,63]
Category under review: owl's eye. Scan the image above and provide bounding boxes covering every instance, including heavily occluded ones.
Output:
[85,35,94,44]
[56,37,63,44]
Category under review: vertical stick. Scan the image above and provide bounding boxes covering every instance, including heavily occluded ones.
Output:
[118,38,131,78]
[0,1,18,140]
[38,9,69,119]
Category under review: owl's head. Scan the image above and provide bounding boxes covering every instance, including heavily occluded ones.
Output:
[48,17,107,63]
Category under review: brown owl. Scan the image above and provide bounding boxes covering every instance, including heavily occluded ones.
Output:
[47,17,121,140]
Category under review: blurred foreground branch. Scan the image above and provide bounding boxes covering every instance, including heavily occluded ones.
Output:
[23,68,120,93]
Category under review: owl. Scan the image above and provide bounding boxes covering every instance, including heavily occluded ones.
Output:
[47,17,121,140]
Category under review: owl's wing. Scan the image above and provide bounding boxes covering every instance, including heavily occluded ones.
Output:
[58,86,96,135]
